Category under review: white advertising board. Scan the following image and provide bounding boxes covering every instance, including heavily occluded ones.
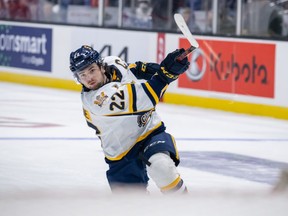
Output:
[69,27,157,63]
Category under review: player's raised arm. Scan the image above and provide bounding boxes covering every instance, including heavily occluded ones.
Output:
[129,62,160,80]
[128,49,189,82]
[123,49,190,110]
[144,48,190,101]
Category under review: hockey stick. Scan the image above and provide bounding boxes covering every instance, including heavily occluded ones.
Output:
[174,13,199,61]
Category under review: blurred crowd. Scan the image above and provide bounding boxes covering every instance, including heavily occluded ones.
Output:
[1,0,288,38]
[0,0,33,20]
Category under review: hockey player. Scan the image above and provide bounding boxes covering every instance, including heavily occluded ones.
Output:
[69,45,190,194]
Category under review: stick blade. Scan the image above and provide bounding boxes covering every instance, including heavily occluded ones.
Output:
[174,13,199,48]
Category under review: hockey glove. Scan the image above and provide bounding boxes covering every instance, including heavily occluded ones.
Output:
[158,48,190,83]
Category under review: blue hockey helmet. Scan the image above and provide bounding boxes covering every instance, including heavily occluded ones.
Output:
[69,45,102,73]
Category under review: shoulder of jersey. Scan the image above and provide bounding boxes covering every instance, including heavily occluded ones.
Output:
[103,56,122,65]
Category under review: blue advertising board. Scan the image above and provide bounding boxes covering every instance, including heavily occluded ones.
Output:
[0,25,52,72]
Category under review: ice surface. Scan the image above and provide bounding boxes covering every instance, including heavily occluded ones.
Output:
[0,82,287,216]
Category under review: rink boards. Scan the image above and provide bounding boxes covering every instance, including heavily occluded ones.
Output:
[0,21,288,120]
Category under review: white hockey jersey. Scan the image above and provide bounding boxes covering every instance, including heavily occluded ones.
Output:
[81,56,168,161]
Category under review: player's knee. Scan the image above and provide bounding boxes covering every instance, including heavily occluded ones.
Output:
[147,152,187,194]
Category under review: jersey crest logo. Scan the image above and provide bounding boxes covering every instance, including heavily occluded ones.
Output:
[137,110,153,127]
[94,92,108,107]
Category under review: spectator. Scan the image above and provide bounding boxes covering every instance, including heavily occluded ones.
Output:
[242,0,284,37]
[123,0,152,29]
[0,0,7,18]
[268,9,283,37]
[5,0,31,20]
[151,0,169,30]
[177,7,201,32]
[134,0,152,27]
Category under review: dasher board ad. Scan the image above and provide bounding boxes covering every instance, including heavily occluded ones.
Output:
[0,25,52,72]
[178,39,276,98]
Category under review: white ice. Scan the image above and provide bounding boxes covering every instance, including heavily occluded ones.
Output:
[0,82,288,216]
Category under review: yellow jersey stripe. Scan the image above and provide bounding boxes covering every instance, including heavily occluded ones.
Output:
[128,63,137,69]
[170,135,179,160]
[161,176,181,192]
[160,84,168,97]
[127,84,133,113]
[144,82,159,104]
[104,108,155,117]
